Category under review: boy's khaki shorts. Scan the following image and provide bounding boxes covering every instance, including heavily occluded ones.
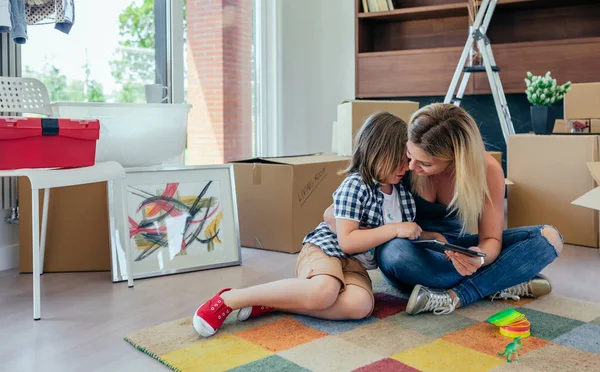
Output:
[295,243,374,316]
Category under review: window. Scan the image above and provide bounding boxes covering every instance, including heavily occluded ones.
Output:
[22,0,165,103]
[21,0,256,165]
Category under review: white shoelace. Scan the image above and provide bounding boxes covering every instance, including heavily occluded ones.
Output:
[422,292,460,315]
[491,282,532,302]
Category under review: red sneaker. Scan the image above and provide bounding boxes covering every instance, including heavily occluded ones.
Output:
[193,288,233,337]
[237,305,276,321]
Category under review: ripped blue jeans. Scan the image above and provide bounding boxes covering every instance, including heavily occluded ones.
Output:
[375,225,560,307]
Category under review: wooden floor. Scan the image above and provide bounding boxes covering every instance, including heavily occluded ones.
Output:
[0,244,599,372]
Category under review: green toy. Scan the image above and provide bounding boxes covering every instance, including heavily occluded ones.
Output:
[498,336,523,363]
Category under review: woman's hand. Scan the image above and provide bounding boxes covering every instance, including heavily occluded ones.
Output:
[447,247,484,276]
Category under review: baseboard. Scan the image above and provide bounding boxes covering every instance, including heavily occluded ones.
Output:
[0,244,19,271]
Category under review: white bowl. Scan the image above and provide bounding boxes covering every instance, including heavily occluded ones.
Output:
[50,102,192,167]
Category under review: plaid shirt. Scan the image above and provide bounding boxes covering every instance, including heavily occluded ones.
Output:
[302,173,416,269]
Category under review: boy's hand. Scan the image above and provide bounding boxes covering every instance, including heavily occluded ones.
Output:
[394,222,422,240]
[323,204,336,233]
[421,231,447,243]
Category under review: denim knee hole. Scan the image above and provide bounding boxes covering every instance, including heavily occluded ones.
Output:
[540,225,563,256]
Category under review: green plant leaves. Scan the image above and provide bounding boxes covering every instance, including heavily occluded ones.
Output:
[524,71,571,106]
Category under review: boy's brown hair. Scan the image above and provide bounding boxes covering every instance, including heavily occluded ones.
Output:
[341,111,408,186]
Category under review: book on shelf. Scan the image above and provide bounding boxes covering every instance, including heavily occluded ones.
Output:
[363,0,395,13]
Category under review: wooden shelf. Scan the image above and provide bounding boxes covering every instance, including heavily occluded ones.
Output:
[475,0,597,11]
[355,0,600,97]
[358,46,464,58]
[356,37,600,98]
[472,37,600,94]
[475,0,536,6]
[358,3,467,22]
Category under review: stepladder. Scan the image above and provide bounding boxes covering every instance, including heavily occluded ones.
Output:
[444,0,516,143]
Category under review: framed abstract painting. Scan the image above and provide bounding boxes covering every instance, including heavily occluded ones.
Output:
[109,164,241,282]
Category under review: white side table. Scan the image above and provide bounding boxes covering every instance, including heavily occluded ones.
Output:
[0,161,134,320]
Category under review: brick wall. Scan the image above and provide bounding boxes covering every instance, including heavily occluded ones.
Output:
[186,0,253,165]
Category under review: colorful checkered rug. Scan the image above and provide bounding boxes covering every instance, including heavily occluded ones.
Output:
[125,271,600,371]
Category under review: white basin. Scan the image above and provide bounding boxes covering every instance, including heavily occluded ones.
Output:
[51,102,192,168]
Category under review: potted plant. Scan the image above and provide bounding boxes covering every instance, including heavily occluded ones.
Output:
[525,71,571,134]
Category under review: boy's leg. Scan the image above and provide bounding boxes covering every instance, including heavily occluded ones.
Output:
[193,244,346,336]
[225,244,344,310]
[289,285,373,320]
[221,275,341,311]
[285,259,375,320]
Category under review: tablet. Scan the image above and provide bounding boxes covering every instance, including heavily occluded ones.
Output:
[413,239,486,258]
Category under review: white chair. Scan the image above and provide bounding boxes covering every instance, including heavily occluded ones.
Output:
[0,77,134,320]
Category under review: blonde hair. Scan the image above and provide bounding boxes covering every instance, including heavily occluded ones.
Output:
[408,103,490,233]
[342,111,408,187]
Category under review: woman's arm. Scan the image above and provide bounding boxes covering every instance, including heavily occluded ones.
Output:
[476,154,506,265]
[448,155,505,274]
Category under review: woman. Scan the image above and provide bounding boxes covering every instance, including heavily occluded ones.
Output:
[325,103,563,316]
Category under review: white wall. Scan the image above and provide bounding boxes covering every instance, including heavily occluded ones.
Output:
[278,0,355,155]
[0,211,19,271]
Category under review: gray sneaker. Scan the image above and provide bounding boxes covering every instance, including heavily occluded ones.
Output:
[490,275,552,302]
[406,284,460,316]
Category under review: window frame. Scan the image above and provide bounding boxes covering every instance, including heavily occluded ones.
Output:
[253,0,282,157]
[167,0,185,104]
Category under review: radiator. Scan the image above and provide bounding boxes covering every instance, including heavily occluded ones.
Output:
[1,177,18,223]
[1,32,22,223]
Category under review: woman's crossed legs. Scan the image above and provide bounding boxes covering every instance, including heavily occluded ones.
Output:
[376,225,562,315]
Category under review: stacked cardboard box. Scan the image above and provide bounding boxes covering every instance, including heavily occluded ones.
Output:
[331,100,420,156]
[552,119,599,134]
[553,83,600,134]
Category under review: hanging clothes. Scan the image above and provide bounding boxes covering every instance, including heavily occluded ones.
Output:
[25,0,74,34]
[25,0,59,25]
[54,0,73,34]
[0,0,11,33]
[9,0,28,44]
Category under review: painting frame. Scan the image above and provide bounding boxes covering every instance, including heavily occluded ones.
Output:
[108,164,242,282]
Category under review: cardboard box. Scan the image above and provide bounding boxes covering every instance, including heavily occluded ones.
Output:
[572,162,600,210]
[231,154,350,253]
[333,100,419,156]
[18,178,112,273]
[507,134,599,248]
[564,82,600,120]
[552,119,599,134]
[572,163,600,253]
[553,119,568,133]
[488,151,502,166]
